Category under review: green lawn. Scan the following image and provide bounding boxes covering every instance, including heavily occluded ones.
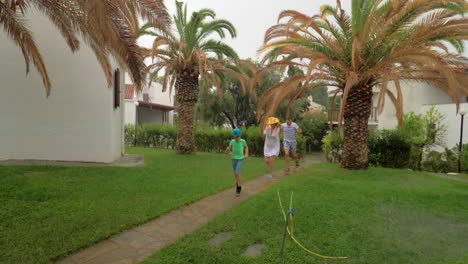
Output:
[0,148,281,264]
[142,163,468,264]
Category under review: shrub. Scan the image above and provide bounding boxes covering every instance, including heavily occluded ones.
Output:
[125,124,306,157]
[368,129,411,168]
[422,148,457,173]
[322,130,342,163]
[298,112,328,152]
[323,129,411,168]
[400,105,447,170]
[460,144,468,173]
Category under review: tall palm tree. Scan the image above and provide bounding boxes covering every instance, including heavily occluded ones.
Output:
[0,0,171,95]
[145,1,239,154]
[260,0,468,169]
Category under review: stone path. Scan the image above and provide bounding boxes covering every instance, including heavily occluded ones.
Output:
[0,154,144,167]
[57,154,322,264]
[431,173,468,183]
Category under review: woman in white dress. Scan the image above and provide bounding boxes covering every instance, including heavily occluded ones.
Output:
[264,117,281,177]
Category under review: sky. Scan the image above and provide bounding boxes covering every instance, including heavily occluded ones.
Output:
[139,0,352,59]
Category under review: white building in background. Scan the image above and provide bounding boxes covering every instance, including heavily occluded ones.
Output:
[0,9,124,163]
[124,82,176,126]
[307,95,326,113]
[328,70,468,150]
[377,78,468,149]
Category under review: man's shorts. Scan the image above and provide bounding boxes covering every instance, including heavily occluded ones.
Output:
[283,140,297,153]
[232,159,244,173]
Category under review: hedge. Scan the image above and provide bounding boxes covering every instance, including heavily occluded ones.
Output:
[322,129,412,169]
[125,123,306,157]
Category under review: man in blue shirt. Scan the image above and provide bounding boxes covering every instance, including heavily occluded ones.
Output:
[281,118,302,171]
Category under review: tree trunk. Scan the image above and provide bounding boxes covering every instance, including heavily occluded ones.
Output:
[175,70,199,154]
[222,111,236,129]
[341,83,373,169]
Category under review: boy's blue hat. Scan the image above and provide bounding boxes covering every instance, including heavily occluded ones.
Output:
[232,128,242,136]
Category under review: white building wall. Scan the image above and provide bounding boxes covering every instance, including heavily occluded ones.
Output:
[125,101,137,125]
[138,108,165,123]
[0,8,123,163]
[124,75,175,125]
[377,81,456,130]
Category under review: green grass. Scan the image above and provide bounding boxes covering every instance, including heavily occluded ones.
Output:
[0,148,282,264]
[142,163,468,264]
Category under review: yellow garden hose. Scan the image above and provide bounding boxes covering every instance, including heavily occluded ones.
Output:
[278,191,349,260]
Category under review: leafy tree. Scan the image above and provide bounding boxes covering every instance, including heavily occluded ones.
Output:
[400,104,447,170]
[197,63,283,128]
[260,0,468,169]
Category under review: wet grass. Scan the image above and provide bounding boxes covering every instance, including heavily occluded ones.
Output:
[142,163,468,264]
[0,148,281,264]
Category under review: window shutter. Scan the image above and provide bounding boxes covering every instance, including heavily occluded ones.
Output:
[114,69,121,108]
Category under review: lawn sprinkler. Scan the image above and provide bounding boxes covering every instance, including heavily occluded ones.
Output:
[280,208,297,264]
[277,191,348,264]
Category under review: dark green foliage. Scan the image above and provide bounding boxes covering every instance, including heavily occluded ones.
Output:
[460,143,468,173]
[422,148,458,173]
[125,124,306,157]
[298,112,328,151]
[368,129,411,168]
[324,129,411,168]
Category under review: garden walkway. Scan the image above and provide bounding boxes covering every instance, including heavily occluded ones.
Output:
[57,154,323,264]
[432,173,468,183]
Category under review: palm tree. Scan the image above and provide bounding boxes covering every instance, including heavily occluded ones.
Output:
[0,0,171,95]
[145,1,239,154]
[260,0,468,169]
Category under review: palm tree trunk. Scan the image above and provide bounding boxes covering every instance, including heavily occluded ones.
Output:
[175,71,199,154]
[341,83,373,169]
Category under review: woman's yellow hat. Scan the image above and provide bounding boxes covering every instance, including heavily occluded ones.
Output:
[266,117,280,125]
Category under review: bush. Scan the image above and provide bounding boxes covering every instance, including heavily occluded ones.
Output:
[460,144,468,173]
[298,112,328,152]
[368,129,411,168]
[125,124,306,157]
[323,129,411,168]
[422,148,457,173]
[322,130,342,163]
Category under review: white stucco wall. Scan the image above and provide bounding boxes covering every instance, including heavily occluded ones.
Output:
[138,108,165,123]
[377,81,458,130]
[0,8,123,163]
[125,101,137,125]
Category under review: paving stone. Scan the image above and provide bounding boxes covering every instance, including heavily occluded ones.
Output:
[242,243,266,257]
[83,246,138,264]
[208,232,232,247]
[110,231,155,248]
[56,240,120,264]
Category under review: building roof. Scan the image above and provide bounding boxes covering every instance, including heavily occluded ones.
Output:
[138,101,176,111]
[451,66,468,71]
[125,84,135,99]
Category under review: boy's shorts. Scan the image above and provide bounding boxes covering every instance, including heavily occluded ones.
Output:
[232,159,244,173]
[283,140,297,153]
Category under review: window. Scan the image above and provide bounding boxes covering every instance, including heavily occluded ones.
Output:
[114,68,121,108]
